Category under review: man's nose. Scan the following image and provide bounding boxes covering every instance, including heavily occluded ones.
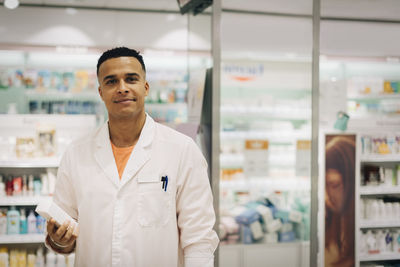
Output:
[117,80,129,94]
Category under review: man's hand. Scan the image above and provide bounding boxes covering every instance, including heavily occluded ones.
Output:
[47,218,79,253]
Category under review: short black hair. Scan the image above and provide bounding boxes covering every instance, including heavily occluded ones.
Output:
[97,47,146,75]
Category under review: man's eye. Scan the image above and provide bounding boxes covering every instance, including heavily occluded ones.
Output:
[106,79,116,85]
[126,77,138,82]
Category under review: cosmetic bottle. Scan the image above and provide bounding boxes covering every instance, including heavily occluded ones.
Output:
[35,246,45,267]
[36,215,46,234]
[33,178,41,196]
[0,209,7,235]
[46,251,56,267]
[0,247,8,267]
[19,208,27,234]
[27,210,37,234]
[56,253,66,267]
[7,206,20,235]
[22,175,28,196]
[6,175,13,196]
[12,176,22,197]
[40,174,48,196]
[28,175,34,196]
[27,253,36,267]
[0,175,5,197]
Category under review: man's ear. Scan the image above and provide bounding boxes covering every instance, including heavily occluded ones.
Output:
[98,86,103,99]
[145,82,149,96]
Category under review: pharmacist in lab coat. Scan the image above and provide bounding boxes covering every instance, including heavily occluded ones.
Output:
[45,47,219,267]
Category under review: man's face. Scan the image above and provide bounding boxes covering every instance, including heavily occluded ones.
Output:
[97,57,149,120]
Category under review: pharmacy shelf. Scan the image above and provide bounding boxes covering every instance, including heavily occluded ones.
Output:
[348,94,400,101]
[359,186,400,195]
[221,106,310,121]
[145,103,187,110]
[0,196,51,206]
[220,131,310,143]
[220,154,295,168]
[24,90,100,102]
[359,253,400,262]
[220,177,310,191]
[359,220,400,229]
[360,154,400,163]
[0,157,60,168]
[0,234,45,244]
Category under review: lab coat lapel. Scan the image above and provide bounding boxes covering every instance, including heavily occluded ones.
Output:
[94,123,120,188]
[120,115,155,187]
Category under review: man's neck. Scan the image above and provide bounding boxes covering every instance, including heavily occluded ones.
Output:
[108,113,146,147]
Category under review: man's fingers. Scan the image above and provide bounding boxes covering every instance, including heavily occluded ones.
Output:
[55,220,70,239]
[47,218,55,233]
[62,223,75,242]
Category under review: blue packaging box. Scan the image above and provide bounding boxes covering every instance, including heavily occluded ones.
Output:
[235,209,261,225]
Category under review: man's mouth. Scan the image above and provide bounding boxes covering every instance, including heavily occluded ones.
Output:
[114,98,137,103]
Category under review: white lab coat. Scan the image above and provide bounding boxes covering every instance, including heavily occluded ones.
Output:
[52,115,219,267]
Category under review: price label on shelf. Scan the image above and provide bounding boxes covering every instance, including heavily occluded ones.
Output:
[244,139,269,177]
[296,140,311,177]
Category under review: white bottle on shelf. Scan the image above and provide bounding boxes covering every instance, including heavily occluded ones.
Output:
[40,174,48,196]
[56,254,66,267]
[28,175,34,196]
[35,246,45,267]
[27,210,37,234]
[22,175,28,196]
[46,251,57,267]
[370,200,379,221]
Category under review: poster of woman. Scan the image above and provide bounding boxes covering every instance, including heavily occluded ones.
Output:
[325,135,356,267]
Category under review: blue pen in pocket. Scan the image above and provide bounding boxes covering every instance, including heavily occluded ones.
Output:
[161,176,168,192]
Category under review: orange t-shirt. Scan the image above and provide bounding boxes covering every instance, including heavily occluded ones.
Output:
[110,141,134,179]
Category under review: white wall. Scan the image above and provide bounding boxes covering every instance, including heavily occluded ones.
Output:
[320,20,400,57]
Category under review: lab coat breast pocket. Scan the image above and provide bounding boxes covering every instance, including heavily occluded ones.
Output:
[137,176,171,227]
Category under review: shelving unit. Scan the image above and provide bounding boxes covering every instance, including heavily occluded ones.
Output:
[219,59,312,259]
[0,234,45,244]
[0,158,60,168]
[359,253,400,262]
[360,186,400,195]
[0,196,52,206]
[361,155,400,163]
[359,220,400,229]
[358,151,400,265]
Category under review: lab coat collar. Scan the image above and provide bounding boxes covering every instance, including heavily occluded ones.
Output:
[94,114,155,188]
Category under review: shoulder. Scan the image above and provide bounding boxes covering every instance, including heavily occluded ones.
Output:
[154,122,194,147]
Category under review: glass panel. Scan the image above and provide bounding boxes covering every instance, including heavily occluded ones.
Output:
[320,1,400,266]
[219,1,313,266]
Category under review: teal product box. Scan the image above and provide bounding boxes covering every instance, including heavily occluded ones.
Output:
[235,209,261,225]
[279,231,296,242]
[241,225,253,244]
[274,210,290,223]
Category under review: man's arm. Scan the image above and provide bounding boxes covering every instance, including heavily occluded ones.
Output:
[45,147,79,255]
[176,139,219,267]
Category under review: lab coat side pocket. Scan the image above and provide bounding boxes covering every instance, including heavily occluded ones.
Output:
[137,179,171,227]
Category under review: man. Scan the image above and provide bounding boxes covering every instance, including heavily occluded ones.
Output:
[45,47,219,267]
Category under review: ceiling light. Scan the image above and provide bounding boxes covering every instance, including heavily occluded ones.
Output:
[4,0,19,9]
